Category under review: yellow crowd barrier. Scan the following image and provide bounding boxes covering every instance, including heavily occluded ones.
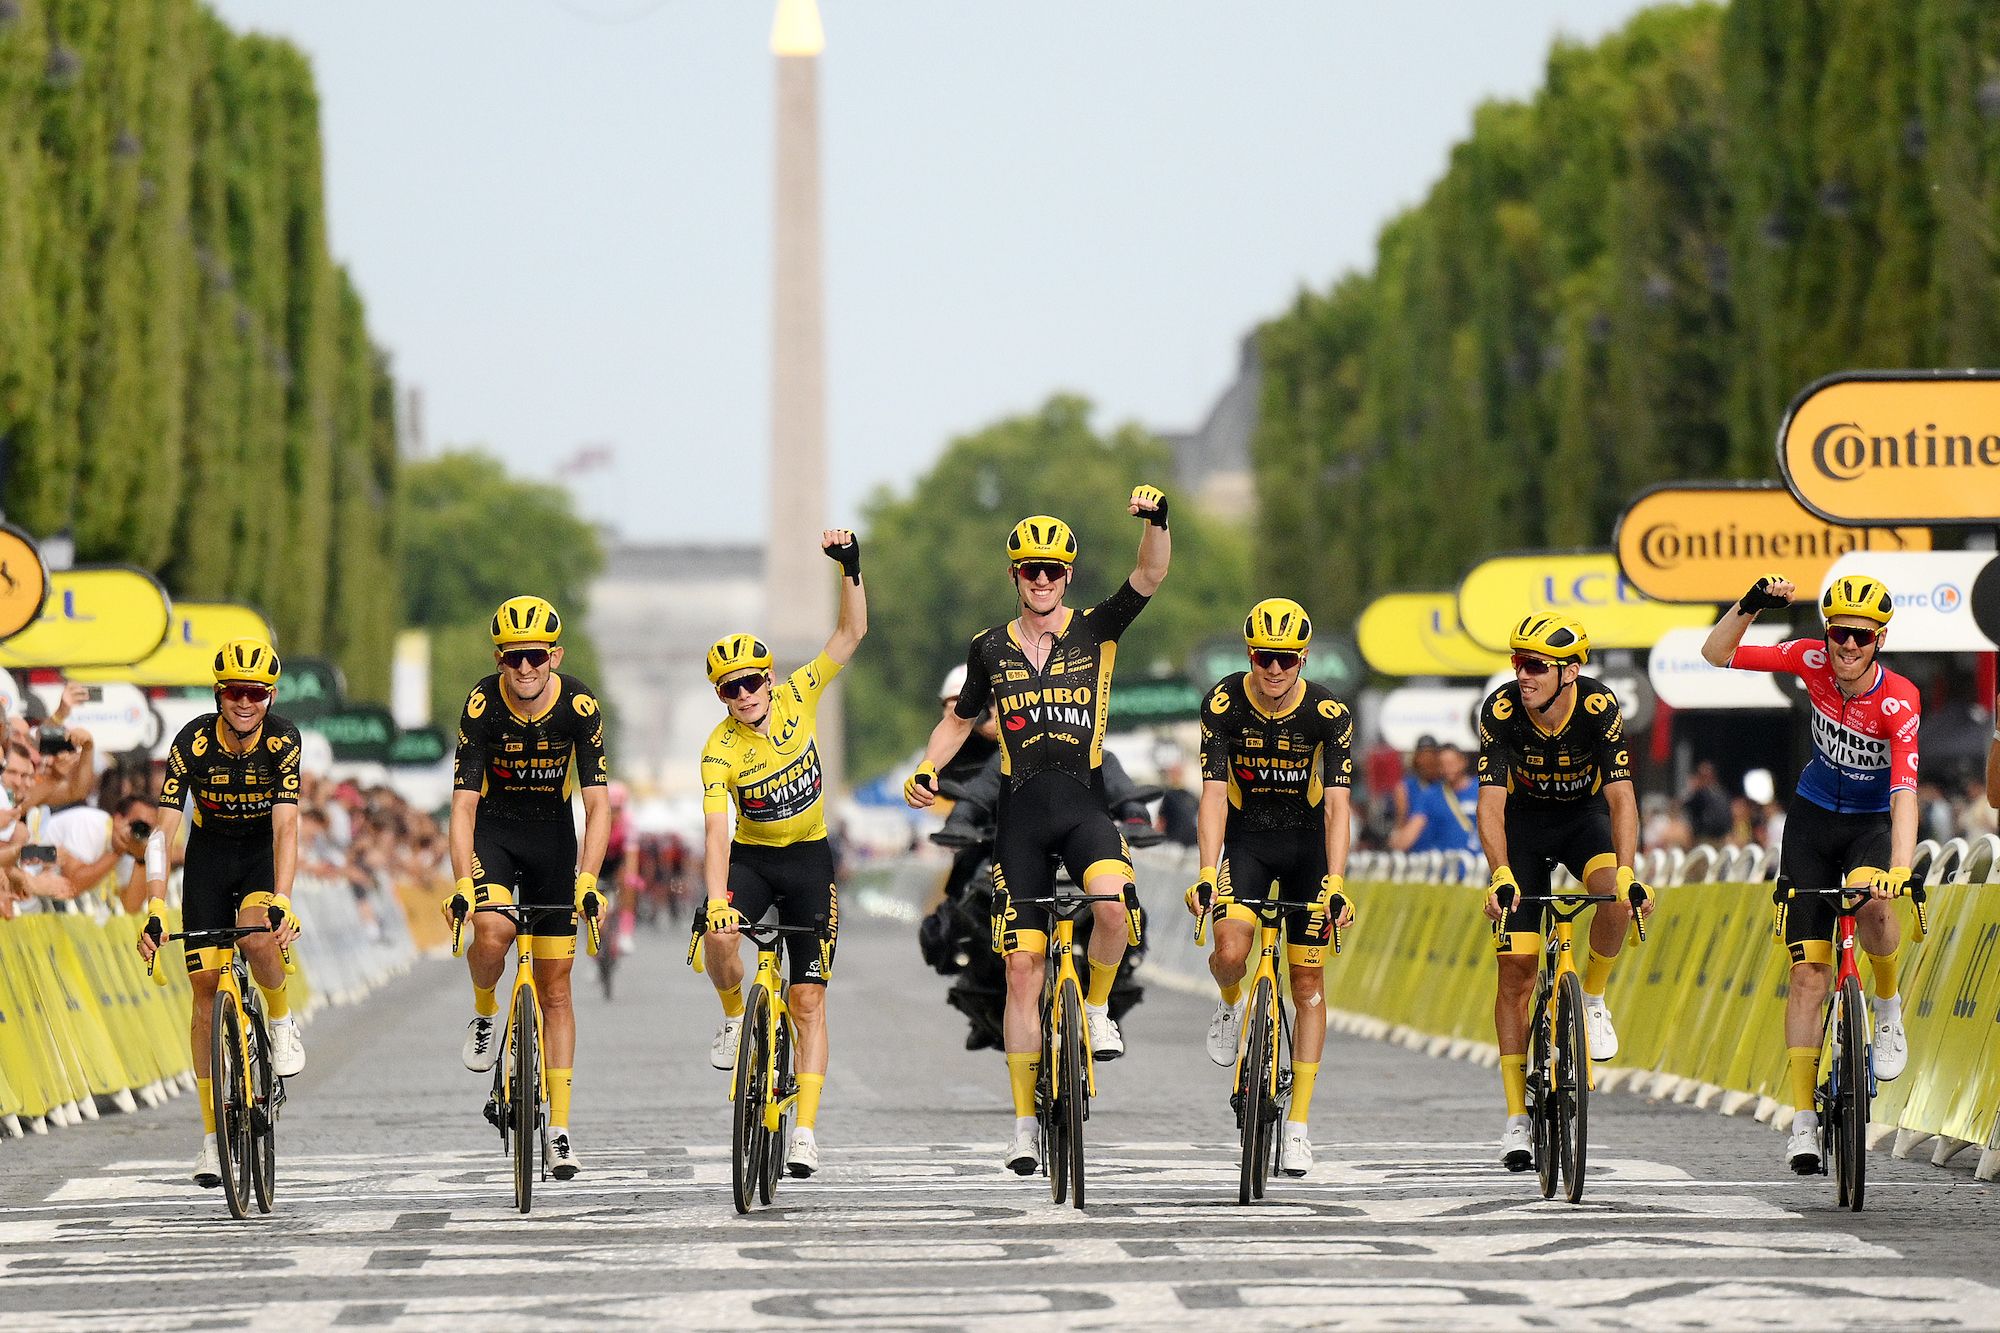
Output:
[1331,879,2000,1164]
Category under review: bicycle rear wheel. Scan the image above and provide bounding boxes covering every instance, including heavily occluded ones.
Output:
[1529,988,1557,1199]
[1044,979,1067,1205]
[731,986,772,1214]
[1059,976,1088,1210]
[211,990,251,1219]
[248,1007,276,1214]
[1835,974,1869,1212]
[511,984,540,1214]
[1553,971,1590,1204]
[1238,979,1273,1205]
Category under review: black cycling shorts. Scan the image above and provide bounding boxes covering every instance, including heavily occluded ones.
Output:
[182,831,276,936]
[726,838,838,987]
[991,771,1131,954]
[1496,800,1618,950]
[1777,795,1892,964]
[1219,823,1332,963]
[472,816,579,940]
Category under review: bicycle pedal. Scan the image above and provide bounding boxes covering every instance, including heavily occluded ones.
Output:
[482,1097,504,1131]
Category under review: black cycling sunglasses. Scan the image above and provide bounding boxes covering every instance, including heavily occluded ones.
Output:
[1012,560,1071,583]
[1511,653,1561,677]
[218,683,271,704]
[719,672,769,700]
[500,648,552,669]
[1249,650,1301,671]
[1826,625,1879,648]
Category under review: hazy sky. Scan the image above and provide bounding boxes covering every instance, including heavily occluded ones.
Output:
[207,0,1657,543]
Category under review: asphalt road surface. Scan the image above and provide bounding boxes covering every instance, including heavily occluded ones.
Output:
[3,915,1996,1331]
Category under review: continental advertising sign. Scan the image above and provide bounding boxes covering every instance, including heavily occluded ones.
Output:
[1456,551,1711,653]
[1356,593,1510,678]
[72,603,275,687]
[1615,482,1929,604]
[1779,369,2000,525]
[0,566,172,669]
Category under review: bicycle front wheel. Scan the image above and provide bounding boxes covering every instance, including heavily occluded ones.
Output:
[511,984,540,1214]
[211,990,251,1219]
[1059,976,1088,1210]
[731,986,773,1214]
[1553,971,1590,1204]
[248,1010,277,1214]
[1530,988,1557,1200]
[1835,973,1869,1212]
[763,1014,794,1203]
[1238,979,1274,1205]
[1044,979,1067,1205]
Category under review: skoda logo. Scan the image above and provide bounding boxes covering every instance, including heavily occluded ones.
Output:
[1934,583,1963,613]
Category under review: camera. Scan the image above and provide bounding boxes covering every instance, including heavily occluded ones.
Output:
[20,844,56,869]
[36,725,73,756]
[128,819,153,842]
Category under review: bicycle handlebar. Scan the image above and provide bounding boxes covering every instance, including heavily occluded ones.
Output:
[448,900,600,960]
[1782,882,1929,941]
[1190,893,1351,955]
[684,912,833,978]
[146,911,295,986]
[1494,885,1650,943]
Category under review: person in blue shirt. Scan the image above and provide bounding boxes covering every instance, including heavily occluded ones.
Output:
[1404,744,1480,856]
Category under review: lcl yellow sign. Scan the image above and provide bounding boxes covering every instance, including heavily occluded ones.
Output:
[1457,551,1711,653]
[72,603,276,688]
[0,566,172,669]
[1780,370,2000,525]
[1356,593,1510,678]
[1615,482,1929,604]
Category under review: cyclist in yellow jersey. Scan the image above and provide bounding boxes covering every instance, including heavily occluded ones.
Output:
[700,531,866,1179]
[444,596,611,1181]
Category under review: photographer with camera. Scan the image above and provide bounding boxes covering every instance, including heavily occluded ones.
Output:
[42,792,157,914]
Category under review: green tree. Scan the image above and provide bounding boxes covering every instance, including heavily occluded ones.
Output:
[847,395,1250,776]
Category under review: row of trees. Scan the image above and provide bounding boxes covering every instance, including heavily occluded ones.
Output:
[0,2,398,697]
[1253,0,2000,630]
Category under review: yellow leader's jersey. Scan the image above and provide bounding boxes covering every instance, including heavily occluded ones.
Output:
[700,652,841,848]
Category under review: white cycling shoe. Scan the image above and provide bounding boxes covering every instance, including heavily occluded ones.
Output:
[1281,1124,1313,1177]
[1005,1118,1039,1176]
[1500,1116,1533,1172]
[269,1018,305,1078]
[1582,1000,1619,1062]
[710,1016,743,1071]
[1872,1007,1908,1081]
[462,1015,498,1072]
[549,1128,579,1180]
[192,1135,221,1189]
[1205,999,1244,1067]
[787,1128,820,1178]
[1787,1113,1821,1175]
[1084,1003,1124,1061]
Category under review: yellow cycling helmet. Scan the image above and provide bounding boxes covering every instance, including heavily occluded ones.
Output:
[1007,515,1078,565]
[213,638,281,686]
[706,633,773,684]
[1509,614,1590,664]
[491,595,562,646]
[1243,597,1313,652]
[1821,575,1894,626]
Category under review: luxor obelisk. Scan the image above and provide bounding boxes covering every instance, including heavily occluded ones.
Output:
[767,0,842,782]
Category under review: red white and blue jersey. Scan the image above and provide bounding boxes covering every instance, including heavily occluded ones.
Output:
[1728,639,1920,815]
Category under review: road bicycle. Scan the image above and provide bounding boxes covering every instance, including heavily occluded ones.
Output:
[450,899,600,1214]
[146,902,293,1220]
[688,914,831,1213]
[1009,886,1140,1210]
[1495,886,1646,1204]
[1782,882,1926,1212]
[1194,889,1348,1204]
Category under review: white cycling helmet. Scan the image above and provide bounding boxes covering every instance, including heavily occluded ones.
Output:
[940,664,968,701]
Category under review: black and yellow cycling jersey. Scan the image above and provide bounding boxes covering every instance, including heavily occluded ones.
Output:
[454,673,609,822]
[1476,676,1632,811]
[158,713,303,836]
[1199,672,1354,835]
[954,580,1149,794]
[701,652,842,848]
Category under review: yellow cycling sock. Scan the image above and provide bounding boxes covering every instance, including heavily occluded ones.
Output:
[473,984,499,1018]
[1006,1052,1039,1119]
[718,982,744,1019]
[1582,949,1615,996]
[1219,978,1243,1006]
[1289,1061,1320,1124]
[548,1067,573,1127]
[259,982,290,1021]
[796,1072,825,1130]
[1500,1055,1528,1117]
[1086,959,1117,1008]
[1867,951,1899,1002]
[196,1077,216,1134]
[1787,1047,1818,1113]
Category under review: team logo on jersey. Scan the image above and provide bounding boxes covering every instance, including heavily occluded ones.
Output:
[1803,648,1828,669]
[267,736,286,753]
[467,689,488,719]
[1318,700,1343,720]
[1614,750,1630,768]
[1584,693,1611,715]
[1493,697,1514,721]
[192,732,210,757]
[1005,715,1028,732]
[573,695,598,718]
[1210,688,1231,715]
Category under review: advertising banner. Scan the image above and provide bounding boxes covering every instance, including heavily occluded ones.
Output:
[1647,626,1788,710]
[71,603,275,688]
[1377,686,1482,751]
[1779,369,2000,525]
[1615,482,1929,604]
[1456,551,1710,653]
[26,681,162,752]
[1357,592,1510,677]
[1820,551,1995,652]
[0,525,50,641]
[0,567,172,669]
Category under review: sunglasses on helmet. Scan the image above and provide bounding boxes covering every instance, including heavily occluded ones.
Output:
[219,683,271,704]
[1250,650,1301,671]
[718,672,769,700]
[1510,653,1564,677]
[500,647,552,669]
[1012,560,1071,583]
[1826,625,1880,648]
